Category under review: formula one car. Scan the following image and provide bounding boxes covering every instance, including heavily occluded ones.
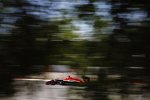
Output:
[45,75,90,85]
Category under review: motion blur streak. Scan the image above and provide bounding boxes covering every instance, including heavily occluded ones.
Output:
[0,0,150,100]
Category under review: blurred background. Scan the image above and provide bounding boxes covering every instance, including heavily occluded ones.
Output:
[0,0,150,100]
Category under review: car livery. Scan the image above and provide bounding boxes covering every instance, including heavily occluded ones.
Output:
[45,75,89,85]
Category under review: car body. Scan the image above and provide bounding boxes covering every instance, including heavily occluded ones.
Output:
[45,75,89,85]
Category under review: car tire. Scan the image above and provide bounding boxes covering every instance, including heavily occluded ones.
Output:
[60,81,65,85]
[45,81,51,85]
[50,80,56,85]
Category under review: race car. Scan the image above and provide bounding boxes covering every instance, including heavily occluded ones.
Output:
[45,75,90,85]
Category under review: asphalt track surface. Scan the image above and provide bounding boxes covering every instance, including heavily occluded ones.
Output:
[0,78,86,100]
[0,78,150,100]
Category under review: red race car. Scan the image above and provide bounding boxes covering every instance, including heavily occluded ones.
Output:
[45,75,90,85]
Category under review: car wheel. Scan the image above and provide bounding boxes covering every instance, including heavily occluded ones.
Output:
[50,80,56,85]
[45,81,51,85]
[60,81,65,85]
